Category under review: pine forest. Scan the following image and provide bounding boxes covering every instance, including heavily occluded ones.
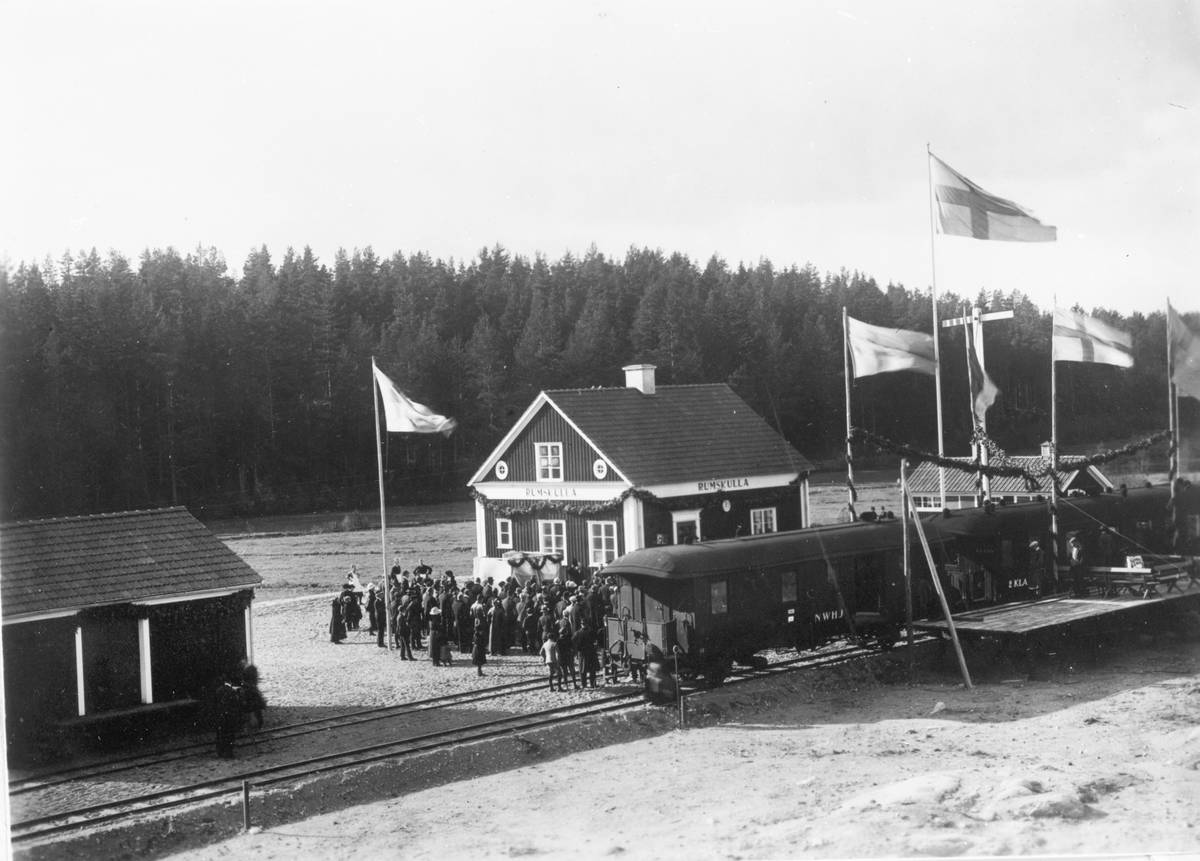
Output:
[0,243,1191,522]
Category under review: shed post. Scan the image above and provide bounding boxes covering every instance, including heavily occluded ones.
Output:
[244,603,255,665]
[138,616,154,704]
[74,624,86,716]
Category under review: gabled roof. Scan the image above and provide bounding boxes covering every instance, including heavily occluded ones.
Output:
[544,384,811,486]
[469,384,813,488]
[907,457,1111,496]
[1,508,262,620]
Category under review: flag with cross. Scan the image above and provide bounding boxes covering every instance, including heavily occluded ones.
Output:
[1052,307,1134,367]
[930,154,1056,242]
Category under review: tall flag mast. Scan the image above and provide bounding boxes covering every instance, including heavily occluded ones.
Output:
[1050,307,1134,564]
[371,358,458,650]
[1167,302,1200,547]
[928,148,1056,508]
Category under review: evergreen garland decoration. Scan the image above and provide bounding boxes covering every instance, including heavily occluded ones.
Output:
[504,552,563,570]
[469,482,800,518]
[850,426,1172,493]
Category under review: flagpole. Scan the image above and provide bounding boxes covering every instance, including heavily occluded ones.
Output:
[962,303,984,507]
[1050,300,1060,579]
[1168,299,1179,550]
[843,307,858,521]
[372,357,393,652]
[927,145,948,510]
[901,458,913,672]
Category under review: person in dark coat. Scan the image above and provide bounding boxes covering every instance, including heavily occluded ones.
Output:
[522,603,542,656]
[213,678,243,757]
[440,589,455,645]
[472,617,488,676]
[428,609,445,665]
[1069,535,1088,597]
[329,596,348,644]
[407,594,424,652]
[240,660,266,728]
[488,598,506,656]
[558,616,578,689]
[456,593,473,653]
[574,618,600,688]
[373,591,389,648]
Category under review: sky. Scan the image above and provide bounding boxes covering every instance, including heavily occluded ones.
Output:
[2,1,1197,315]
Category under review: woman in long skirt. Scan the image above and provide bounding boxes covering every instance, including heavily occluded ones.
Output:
[472,617,488,676]
[329,597,347,644]
[488,598,506,656]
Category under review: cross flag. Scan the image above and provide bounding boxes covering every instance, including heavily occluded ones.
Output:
[1169,304,1200,401]
[846,316,937,378]
[930,154,1057,242]
[372,363,458,436]
[966,323,999,424]
[1052,308,1134,368]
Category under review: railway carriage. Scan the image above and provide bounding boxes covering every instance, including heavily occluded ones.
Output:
[603,517,941,684]
[603,483,1196,686]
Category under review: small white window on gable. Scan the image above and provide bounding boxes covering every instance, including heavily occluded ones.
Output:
[751,507,777,535]
[538,520,566,557]
[588,521,618,567]
[496,518,513,550]
[536,442,563,482]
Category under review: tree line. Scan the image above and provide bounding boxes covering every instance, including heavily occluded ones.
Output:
[0,244,1189,522]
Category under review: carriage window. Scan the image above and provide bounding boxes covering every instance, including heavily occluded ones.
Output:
[1001,540,1013,568]
[710,581,728,614]
[781,570,798,603]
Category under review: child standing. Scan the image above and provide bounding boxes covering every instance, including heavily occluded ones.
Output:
[540,631,562,691]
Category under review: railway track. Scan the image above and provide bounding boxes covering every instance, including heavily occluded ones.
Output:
[9,675,556,796]
[11,638,917,845]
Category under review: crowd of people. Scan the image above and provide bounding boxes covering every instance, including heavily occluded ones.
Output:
[328,559,618,690]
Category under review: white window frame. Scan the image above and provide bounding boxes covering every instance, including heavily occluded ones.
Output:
[538,519,566,557]
[535,442,563,482]
[671,509,701,544]
[588,521,618,567]
[496,518,513,550]
[750,507,777,535]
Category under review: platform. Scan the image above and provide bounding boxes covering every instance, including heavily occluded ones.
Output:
[912,579,1200,644]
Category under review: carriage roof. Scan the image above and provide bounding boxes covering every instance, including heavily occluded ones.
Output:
[603,518,912,580]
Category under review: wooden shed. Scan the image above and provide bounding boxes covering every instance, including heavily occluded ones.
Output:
[1,507,262,759]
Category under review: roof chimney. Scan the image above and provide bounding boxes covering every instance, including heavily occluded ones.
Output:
[1041,441,1053,459]
[623,364,656,395]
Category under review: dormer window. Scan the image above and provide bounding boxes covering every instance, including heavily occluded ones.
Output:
[536,442,563,482]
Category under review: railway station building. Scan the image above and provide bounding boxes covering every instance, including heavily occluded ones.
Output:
[907,442,1112,512]
[1,507,262,759]
[468,364,814,582]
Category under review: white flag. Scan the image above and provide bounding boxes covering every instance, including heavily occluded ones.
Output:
[846,316,937,378]
[373,363,457,437]
[1052,308,1133,368]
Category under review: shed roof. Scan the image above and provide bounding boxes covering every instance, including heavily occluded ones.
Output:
[538,384,813,487]
[906,458,1110,496]
[1,508,262,620]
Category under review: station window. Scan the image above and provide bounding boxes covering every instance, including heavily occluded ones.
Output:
[710,580,728,614]
[496,518,513,550]
[781,570,798,603]
[588,521,618,567]
[751,507,777,535]
[536,442,563,482]
[538,520,566,557]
